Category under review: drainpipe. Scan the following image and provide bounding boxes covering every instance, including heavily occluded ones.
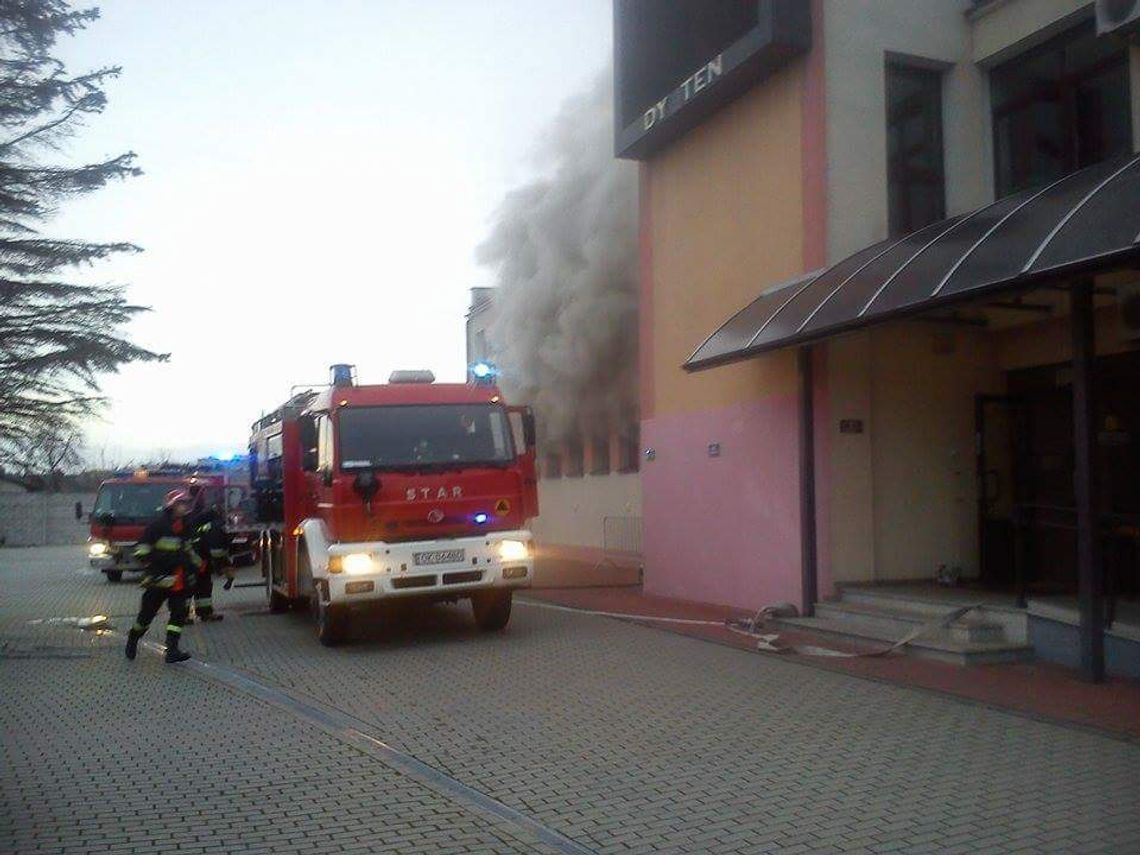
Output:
[799,345,818,617]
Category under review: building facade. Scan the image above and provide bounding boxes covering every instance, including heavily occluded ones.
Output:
[618,0,1140,676]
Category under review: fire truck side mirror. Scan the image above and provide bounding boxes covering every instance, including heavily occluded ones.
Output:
[74,501,82,520]
[522,411,536,450]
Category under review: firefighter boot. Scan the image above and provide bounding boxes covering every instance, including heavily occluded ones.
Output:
[164,630,190,664]
[124,628,143,661]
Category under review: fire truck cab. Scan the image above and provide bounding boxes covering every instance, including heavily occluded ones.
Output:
[250,366,539,645]
[89,465,256,582]
[87,470,196,582]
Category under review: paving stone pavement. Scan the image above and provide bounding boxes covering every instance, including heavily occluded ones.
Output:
[0,549,556,855]
[3,546,1139,854]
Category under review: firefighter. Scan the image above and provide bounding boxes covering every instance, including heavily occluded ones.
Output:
[187,490,231,622]
[125,490,200,663]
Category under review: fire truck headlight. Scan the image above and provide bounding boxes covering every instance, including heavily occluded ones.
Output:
[88,542,109,557]
[498,540,529,562]
[342,553,376,575]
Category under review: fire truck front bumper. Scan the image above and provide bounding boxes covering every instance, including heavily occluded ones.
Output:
[88,541,143,571]
[323,531,533,606]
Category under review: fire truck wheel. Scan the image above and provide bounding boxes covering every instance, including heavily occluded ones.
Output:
[299,549,346,645]
[104,570,122,583]
[315,599,347,647]
[472,590,512,632]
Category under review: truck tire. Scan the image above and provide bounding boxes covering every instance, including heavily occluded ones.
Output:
[299,550,346,645]
[104,570,122,583]
[315,597,347,647]
[472,590,512,632]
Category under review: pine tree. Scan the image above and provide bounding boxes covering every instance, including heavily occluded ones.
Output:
[0,0,164,479]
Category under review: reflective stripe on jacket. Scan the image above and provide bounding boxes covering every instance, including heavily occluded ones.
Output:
[135,512,201,589]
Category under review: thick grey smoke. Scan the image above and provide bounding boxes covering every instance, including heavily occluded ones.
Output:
[477,72,638,446]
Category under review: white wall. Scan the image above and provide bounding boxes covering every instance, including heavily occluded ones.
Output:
[970,0,1092,65]
[826,334,877,583]
[824,0,991,262]
[868,324,1004,580]
[827,324,1007,584]
[532,472,641,552]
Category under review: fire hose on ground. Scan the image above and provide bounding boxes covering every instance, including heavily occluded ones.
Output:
[520,599,981,658]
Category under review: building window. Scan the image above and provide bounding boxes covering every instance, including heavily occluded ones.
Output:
[886,62,945,236]
[542,451,562,480]
[617,423,640,473]
[992,21,1132,198]
[590,434,611,475]
[564,434,585,478]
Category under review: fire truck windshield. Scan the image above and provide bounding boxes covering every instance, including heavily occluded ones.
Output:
[92,482,172,522]
[338,404,515,470]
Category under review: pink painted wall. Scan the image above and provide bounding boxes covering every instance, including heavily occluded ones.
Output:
[635,3,831,612]
[642,397,802,609]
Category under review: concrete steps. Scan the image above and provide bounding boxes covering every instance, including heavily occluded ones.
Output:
[772,586,1032,666]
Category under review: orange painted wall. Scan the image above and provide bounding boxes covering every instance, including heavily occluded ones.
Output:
[645,63,807,419]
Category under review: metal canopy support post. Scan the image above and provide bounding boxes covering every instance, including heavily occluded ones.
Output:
[1071,280,1105,683]
[798,346,818,617]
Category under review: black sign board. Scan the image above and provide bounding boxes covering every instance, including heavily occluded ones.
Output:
[614,0,812,160]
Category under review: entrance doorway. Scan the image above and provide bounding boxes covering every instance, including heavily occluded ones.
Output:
[977,350,1140,597]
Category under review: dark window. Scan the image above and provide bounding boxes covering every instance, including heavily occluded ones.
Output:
[886,63,945,236]
[92,483,174,522]
[617,423,641,473]
[590,434,611,475]
[992,21,1132,197]
[337,404,514,470]
[543,451,562,479]
[564,434,585,478]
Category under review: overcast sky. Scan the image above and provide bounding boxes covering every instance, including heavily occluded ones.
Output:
[51,0,612,465]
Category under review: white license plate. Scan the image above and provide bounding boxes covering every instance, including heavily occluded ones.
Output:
[413,549,465,566]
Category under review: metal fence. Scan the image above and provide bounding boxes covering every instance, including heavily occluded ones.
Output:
[603,515,643,556]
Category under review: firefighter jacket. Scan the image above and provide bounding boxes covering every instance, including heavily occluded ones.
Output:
[134,512,202,591]
[189,508,229,571]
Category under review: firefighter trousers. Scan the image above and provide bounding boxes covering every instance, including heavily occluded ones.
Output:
[131,587,188,648]
[192,571,215,617]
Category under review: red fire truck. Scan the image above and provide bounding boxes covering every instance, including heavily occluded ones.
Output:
[88,466,257,582]
[249,365,538,645]
[87,468,206,582]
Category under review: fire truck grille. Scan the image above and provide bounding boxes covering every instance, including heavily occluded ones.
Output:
[442,571,483,585]
[392,575,436,590]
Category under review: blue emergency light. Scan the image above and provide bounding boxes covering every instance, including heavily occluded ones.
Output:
[473,512,489,525]
[470,361,496,383]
